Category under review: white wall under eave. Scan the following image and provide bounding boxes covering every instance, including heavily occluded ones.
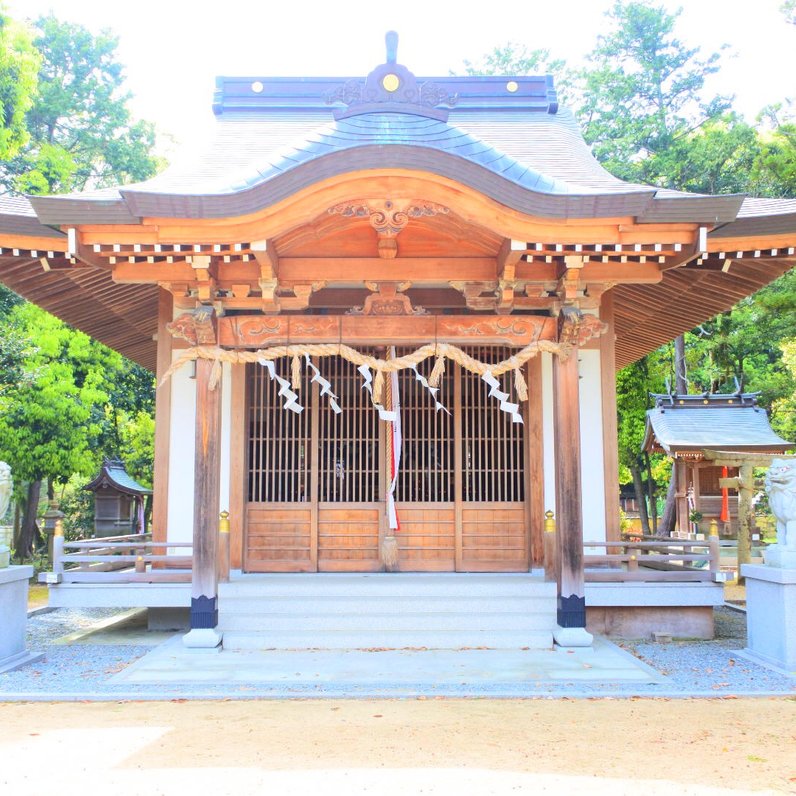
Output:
[167,353,195,545]
[542,349,607,544]
[541,352,556,516]
[219,362,232,518]
[579,349,607,544]
[167,360,233,546]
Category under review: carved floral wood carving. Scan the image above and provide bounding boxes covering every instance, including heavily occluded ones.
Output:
[558,308,607,348]
[166,314,198,345]
[329,200,449,236]
[348,282,427,316]
[217,314,556,348]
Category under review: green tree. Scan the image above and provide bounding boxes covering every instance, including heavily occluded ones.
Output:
[771,339,796,442]
[0,11,162,557]
[3,14,161,194]
[577,1,730,185]
[0,8,39,162]
[0,305,110,556]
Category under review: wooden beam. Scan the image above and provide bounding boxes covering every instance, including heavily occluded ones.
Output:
[279,257,496,283]
[251,240,279,310]
[497,239,525,310]
[190,355,222,634]
[217,313,556,349]
[67,228,109,270]
[0,233,67,252]
[553,308,586,630]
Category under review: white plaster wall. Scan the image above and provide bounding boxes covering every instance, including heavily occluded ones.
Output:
[579,349,607,543]
[167,352,195,544]
[541,353,556,515]
[219,362,232,516]
[167,359,233,545]
[541,349,607,544]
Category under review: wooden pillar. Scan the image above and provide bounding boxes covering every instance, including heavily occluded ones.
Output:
[152,289,173,545]
[228,363,246,570]
[186,355,223,644]
[736,461,754,583]
[599,292,620,542]
[526,356,544,567]
[552,309,589,640]
[675,459,689,534]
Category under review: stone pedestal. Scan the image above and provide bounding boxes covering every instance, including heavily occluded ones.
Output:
[741,563,796,674]
[0,565,44,673]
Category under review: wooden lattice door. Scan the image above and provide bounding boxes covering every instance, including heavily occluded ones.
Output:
[458,347,529,571]
[244,351,531,573]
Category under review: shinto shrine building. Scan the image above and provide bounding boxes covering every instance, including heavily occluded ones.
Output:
[2,35,795,647]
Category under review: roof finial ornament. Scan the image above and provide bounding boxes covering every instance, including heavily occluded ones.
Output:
[386,31,398,64]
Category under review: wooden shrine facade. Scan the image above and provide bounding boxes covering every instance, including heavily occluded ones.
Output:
[2,36,796,642]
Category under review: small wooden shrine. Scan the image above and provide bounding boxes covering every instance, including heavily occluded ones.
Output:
[1,33,796,644]
[84,458,151,537]
[643,392,792,535]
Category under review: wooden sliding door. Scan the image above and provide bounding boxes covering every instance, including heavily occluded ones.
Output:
[393,350,456,571]
[317,355,381,572]
[245,358,314,572]
[459,347,529,571]
[244,348,532,573]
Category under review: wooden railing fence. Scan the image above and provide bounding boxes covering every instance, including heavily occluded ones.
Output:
[582,536,724,583]
[41,532,192,584]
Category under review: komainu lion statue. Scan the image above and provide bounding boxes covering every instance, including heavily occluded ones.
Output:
[765,458,796,552]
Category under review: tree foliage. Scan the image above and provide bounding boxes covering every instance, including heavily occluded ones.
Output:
[466,1,796,529]
[0,8,39,161]
[577,1,730,185]
[0,10,160,556]
[2,14,161,195]
[0,304,109,485]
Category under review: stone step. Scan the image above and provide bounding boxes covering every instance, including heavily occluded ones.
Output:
[218,595,555,617]
[218,609,555,633]
[219,573,554,600]
[220,628,554,651]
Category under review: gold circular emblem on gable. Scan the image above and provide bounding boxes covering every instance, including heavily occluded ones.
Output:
[382,73,400,92]
[506,80,519,93]
[251,81,264,94]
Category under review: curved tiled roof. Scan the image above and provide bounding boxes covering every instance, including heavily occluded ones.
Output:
[644,396,792,454]
[29,108,746,225]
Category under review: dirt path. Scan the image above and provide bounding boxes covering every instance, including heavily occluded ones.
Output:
[1,698,794,794]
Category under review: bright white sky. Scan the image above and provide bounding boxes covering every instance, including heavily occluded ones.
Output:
[6,0,795,161]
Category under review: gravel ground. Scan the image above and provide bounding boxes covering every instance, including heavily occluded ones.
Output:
[0,605,794,700]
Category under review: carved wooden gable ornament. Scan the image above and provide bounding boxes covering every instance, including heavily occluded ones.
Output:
[326,31,458,121]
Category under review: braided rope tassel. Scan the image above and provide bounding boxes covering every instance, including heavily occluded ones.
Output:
[513,367,529,402]
[428,354,446,388]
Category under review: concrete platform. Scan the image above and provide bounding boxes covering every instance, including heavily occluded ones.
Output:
[111,633,662,691]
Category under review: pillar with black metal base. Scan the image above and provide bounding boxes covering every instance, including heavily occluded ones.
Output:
[552,309,593,647]
[183,350,223,649]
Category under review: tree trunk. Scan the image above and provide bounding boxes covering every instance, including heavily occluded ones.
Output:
[658,476,678,535]
[673,334,687,393]
[12,501,20,552]
[17,479,41,560]
[631,462,650,535]
[645,452,657,533]
[660,334,688,535]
